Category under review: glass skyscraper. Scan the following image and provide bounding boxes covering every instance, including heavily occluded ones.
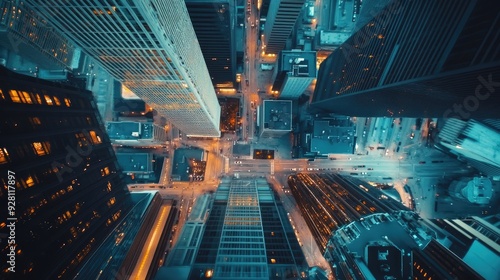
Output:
[311,0,500,119]
[0,66,133,279]
[24,0,221,137]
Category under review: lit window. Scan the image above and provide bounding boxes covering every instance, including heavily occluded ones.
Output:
[31,117,41,126]
[0,147,9,164]
[89,130,102,144]
[44,95,53,105]
[25,176,35,187]
[106,181,112,192]
[21,91,33,104]
[9,90,21,103]
[35,94,42,104]
[53,96,61,106]
[101,166,110,176]
[0,88,5,100]
[107,197,116,207]
[64,98,71,107]
[32,141,51,156]
[75,133,89,147]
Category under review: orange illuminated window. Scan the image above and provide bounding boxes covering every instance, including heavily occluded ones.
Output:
[75,133,89,147]
[53,96,61,106]
[107,197,116,207]
[25,176,35,187]
[0,88,5,100]
[64,98,71,107]
[21,91,33,104]
[32,141,51,156]
[101,166,110,177]
[9,90,21,103]
[31,117,41,125]
[89,130,102,144]
[0,147,9,164]
[44,95,53,105]
[34,93,42,104]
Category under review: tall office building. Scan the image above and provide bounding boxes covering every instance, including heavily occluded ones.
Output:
[0,66,134,279]
[311,0,500,119]
[271,50,316,99]
[263,0,305,55]
[25,0,221,137]
[287,173,407,252]
[164,177,307,279]
[437,118,500,176]
[288,172,490,279]
[185,0,237,89]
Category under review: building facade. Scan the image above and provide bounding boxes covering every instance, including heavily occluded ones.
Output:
[263,0,305,55]
[188,177,307,279]
[0,66,134,279]
[185,0,237,89]
[437,118,500,176]
[311,0,500,119]
[25,0,221,137]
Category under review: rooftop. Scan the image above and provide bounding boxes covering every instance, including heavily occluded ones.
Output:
[279,50,316,77]
[116,153,152,173]
[310,119,356,154]
[262,100,292,131]
[107,121,153,140]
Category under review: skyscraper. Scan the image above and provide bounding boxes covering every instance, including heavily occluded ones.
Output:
[288,173,407,252]
[288,172,492,279]
[186,178,305,279]
[0,66,134,279]
[185,0,237,89]
[25,0,221,137]
[263,0,305,55]
[311,0,500,119]
[271,50,316,99]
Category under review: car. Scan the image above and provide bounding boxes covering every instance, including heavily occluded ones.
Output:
[367,168,374,170]
[234,161,242,164]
